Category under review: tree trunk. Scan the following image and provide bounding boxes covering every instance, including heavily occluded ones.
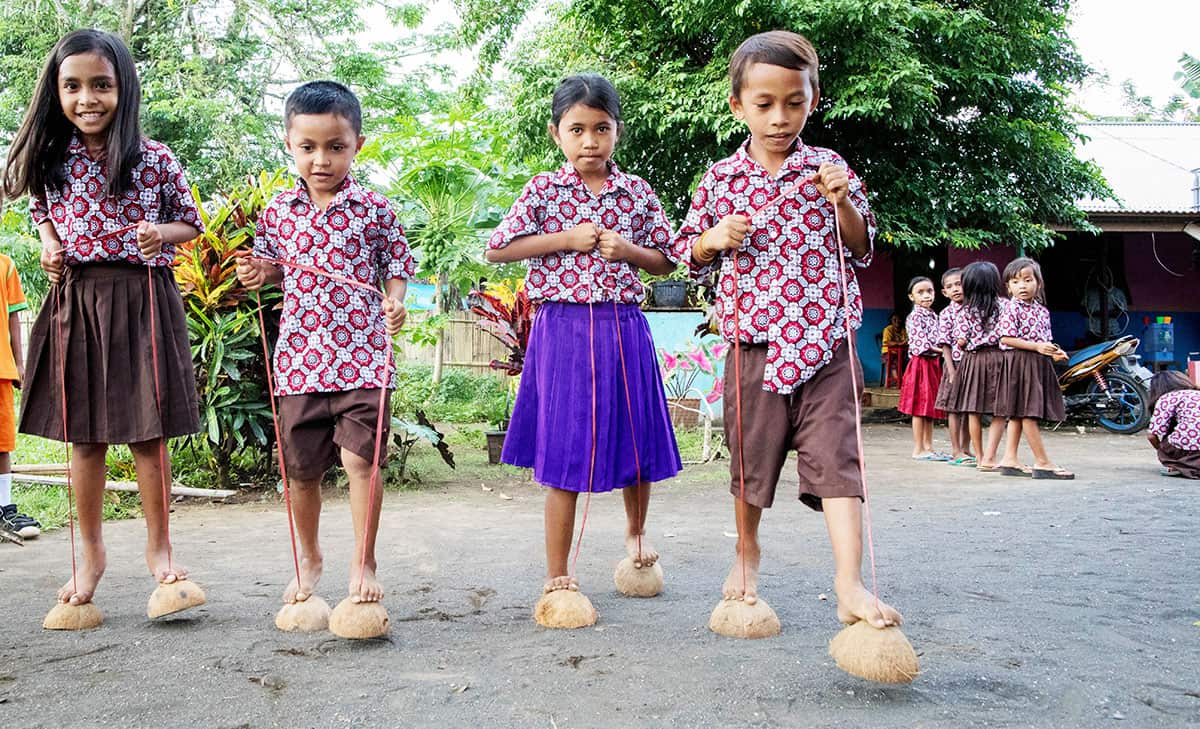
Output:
[431,272,447,384]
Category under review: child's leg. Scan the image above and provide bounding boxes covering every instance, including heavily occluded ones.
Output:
[58,443,108,604]
[0,451,10,503]
[968,413,984,462]
[1020,419,1059,470]
[822,496,902,628]
[910,416,928,457]
[722,497,763,602]
[281,477,323,603]
[621,482,657,567]
[956,414,973,456]
[341,447,383,603]
[998,417,1024,467]
[922,417,935,453]
[947,413,966,458]
[982,417,1007,467]
[545,486,579,591]
[129,438,188,583]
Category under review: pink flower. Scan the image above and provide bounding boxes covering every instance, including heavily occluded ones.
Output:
[705,377,724,404]
[661,350,678,371]
[710,341,729,359]
[687,347,713,374]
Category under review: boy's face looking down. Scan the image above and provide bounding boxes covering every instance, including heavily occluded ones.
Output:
[729,63,819,170]
[285,112,365,203]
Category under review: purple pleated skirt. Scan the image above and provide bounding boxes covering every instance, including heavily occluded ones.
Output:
[501,302,682,492]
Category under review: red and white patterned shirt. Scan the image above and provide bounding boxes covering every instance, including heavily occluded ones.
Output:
[906,306,940,357]
[30,134,204,266]
[674,139,876,394]
[954,301,1004,351]
[1149,389,1200,451]
[487,162,676,304]
[937,301,965,362]
[254,176,414,396]
[996,298,1054,351]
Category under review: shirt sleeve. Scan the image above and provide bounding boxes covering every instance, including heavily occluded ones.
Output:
[488,177,545,250]
[374,201,415,281]
[29,194,49,225]
[5,260,27,314]
[937,309,952,346]
[673,169,720,282]
[996,299,1019,339]
[252,203,280,260]
[636,184,678,263]
[842,161,875,269]
[1149,394,1177,440]
[156,147,205,235]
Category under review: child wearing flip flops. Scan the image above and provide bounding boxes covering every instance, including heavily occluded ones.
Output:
[935,268,974,466]
[898,276,949,461]
[948,262,1009,472]
[994,257,1073,479]
[1147,371,1200,479]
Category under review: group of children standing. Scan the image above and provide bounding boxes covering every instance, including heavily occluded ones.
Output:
[899,260,1075,479]
[0,27,902,632]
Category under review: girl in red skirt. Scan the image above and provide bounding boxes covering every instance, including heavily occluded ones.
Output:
[898,276,948,460]
[994,258,1072,479]
[2,30,203,606]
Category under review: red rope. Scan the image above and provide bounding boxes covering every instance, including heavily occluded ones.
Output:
[254,292,303,592]
[54,286,78,596]
[569,302,598,577]
[611,299,644,560]
[146,267,174,575]
[730,252,748,597]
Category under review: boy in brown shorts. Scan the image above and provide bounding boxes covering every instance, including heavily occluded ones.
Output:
[674,31,902,630]
[237,81,413,607]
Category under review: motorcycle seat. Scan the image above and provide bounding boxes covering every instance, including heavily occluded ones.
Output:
[1065,335,1138,366]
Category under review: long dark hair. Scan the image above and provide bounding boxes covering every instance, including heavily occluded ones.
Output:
[961,261,1003,327]
[1149,370,1196,410]
[3,29,143,203]
[550,74,622,127]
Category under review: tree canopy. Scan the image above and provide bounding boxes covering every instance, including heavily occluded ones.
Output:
[461,0,1111,251]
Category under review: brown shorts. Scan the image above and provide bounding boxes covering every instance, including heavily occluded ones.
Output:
[724,339,864,511]
[277,389,393,480]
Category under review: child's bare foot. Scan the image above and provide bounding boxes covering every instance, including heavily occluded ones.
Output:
[542,575,579,593]
[348,561,383,603]
[146,544,188,584]
[835,577,903,629]
[58,549,106,605]
[721,542,761,604]
[283,554,323,603]
[625,531,659,568]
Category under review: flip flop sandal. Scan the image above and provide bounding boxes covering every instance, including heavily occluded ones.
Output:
[951,456,978,466]
[1032,467,1075,480]
[999,466,1031,477]
[930,451,953,461]
[912,454,937,461]
[1160,467,1183,477]
[976,465,1000,473]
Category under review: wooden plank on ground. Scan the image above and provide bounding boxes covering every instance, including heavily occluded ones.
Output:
[12,474,235,499]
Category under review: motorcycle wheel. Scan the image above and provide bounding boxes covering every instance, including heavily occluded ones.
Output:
[1085,371,1151,434]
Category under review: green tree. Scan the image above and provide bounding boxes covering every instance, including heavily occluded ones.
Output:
[0,0,445,194]
[459,0,1109,251]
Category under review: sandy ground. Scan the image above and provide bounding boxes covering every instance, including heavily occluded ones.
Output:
[1,424,1197,728]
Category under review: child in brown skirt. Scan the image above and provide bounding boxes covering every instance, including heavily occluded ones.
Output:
[935,268,974,465]
[994,258,1072,479]
[949,261,1009,471]
[898,276,948,460]
[2,30,204,605]
[1147,371,1200,479]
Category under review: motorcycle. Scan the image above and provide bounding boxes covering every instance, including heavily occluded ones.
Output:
[1056,335,1152,434]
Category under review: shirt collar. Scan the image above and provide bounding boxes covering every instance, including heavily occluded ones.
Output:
[281,173,368,207]
[729,137,815,179]
[551,160,631,194]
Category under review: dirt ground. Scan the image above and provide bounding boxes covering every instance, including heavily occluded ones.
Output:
[1,424,1197,728]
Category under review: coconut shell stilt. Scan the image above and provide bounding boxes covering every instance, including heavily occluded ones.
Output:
[329,598,389,639]
[534,589,598,629]
[275,596,332,633]
[708,597,781,639]
[613,557,663,597]
[829,621,919,684]
[147,579,207,619]
[43,602,104,631]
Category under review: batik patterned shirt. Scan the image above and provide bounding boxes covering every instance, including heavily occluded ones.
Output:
[30,134,204,266]
[937,301,965,362]
[673,139,875,394]
[996,298,1054,351]
[954,302,1004,351]
[254,175,414,395]
[906,306,940,357]
[487,162,676,304]
[1149,390,1200,450]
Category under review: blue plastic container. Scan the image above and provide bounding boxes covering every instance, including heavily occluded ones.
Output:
[1143,322,1174,364]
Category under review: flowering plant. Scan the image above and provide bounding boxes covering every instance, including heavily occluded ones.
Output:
[468,278,534,376]
[659,338,728,404]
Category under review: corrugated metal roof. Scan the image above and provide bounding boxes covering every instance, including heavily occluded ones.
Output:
[1075,122,1200,214]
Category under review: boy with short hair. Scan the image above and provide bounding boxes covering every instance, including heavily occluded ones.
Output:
[936,267,974,464]
[0,252,39,540]
[236,80,413,607]
[675,30,902,630]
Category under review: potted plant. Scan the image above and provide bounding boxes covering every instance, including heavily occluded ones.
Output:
[659,338,728,428]
[645,267,692,310]
[467,279,533,463]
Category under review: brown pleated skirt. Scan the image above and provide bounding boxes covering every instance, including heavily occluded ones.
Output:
[19,263,200,444]
[1157,442,1200,479]
[934,358,958,412]
[950,346,1004,415]
[993,349,1066,421]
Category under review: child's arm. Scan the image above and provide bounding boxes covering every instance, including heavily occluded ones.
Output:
[37,221,65,284]
[485,224,598,263]
[235,254,282,290]
[940,344,956,380]
[690,215,750,264]
[136,221,201,257]
[812,162,869,258]
[382,278,408,336]
[9,310,23,386]
[597,230,675,275]
[999,336,1066,360]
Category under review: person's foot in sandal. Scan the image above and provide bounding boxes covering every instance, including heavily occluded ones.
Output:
[1160,466,1182,478]
[998,465,1032,477]
[1032,466,1075,480]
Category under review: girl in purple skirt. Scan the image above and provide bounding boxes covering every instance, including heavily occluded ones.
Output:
[485,75,682,596]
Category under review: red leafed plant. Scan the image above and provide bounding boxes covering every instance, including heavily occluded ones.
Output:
[468,280,534,375]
